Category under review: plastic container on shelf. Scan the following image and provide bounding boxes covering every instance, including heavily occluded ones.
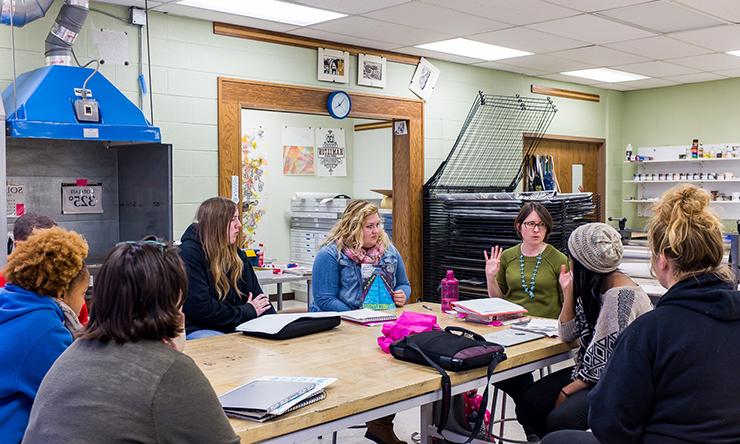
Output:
[440,270,459,314]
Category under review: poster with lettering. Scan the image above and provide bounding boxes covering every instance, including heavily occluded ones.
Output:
[315,127,347,177]
[7,183,26,218]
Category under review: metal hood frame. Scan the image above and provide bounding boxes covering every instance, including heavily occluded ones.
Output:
[3,65,160,143]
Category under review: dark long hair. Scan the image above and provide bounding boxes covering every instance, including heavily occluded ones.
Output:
[572,257,605,329]
[81,240,187,343]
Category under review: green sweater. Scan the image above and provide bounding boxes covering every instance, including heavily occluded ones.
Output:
[496,244,568,319]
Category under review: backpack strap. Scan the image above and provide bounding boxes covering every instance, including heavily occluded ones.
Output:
[408,342,506,444]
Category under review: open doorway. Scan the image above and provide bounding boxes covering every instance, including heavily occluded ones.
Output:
[524,135,606,221]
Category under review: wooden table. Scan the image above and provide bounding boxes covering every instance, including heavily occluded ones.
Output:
[185,303,574,443]
[255,270,313,311]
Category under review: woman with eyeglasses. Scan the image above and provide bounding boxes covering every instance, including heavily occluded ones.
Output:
[484,202,569,441]
[179,197,275,340]
[0,226,89,443]
[22,239,240,444]
[516,223,652,440]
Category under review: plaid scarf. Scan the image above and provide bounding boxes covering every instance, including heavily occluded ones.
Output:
[343,243,385,265]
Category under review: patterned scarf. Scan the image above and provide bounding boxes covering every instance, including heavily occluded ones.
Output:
[343,243,386,265]
[54,298,84,335]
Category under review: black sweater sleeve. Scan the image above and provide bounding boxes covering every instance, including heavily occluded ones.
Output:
[588,318,654,444]
[237,250,276,316]
[180,242,263,332]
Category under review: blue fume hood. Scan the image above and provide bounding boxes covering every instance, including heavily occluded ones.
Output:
[2,65,160,143]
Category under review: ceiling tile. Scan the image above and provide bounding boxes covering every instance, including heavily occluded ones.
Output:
[152,3,298,32]
[617,77,678,89]
[668,53,740,71]
[292,0,410,15]
[500,54,596,74]
[309,16,451,47]
[473,61,550,76]
[669,24,740,52]
[713,68,740,78]
[611,61,699,77]
[420,0,579,26]
[289,29,401,51]
[591,82,637,91]
[550,45,648,66]
[546,0,651,13]
[663,72,727,84]
[396,46,485,65]
[528,14,656,45]
[364,2,510,35]
[597,1,726,34]
[471,27,589,53]
[604,36,712,59]
[538,73,601,85]
[672,0,740,23]
[97,0,164,8]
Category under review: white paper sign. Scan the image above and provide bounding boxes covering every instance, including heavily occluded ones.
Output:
[7,183,25,217]
[61,184,103,214]
[315,127,347,177]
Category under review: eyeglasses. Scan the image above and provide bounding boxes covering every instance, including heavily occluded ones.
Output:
[522,221,547,231]
[115,239,168,252]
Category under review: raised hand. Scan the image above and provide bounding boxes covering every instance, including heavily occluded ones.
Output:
[484,246,503,279]
[559,263,573,297]
[247,292,272,316]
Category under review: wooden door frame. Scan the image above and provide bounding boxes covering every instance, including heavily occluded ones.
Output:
[217,77,424,301]
[526,134,606,221]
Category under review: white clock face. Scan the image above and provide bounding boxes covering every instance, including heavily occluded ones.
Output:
[331,93,350,118]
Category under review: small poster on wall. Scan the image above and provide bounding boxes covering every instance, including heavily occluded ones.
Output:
[315,127,347,177]
[409,57,440,102]
[7,183,26,217]
[282,126,315,176]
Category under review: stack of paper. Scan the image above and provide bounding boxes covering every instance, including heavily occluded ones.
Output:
[220,376,336,422]
[452,298,527,324]
[510,318,559,337]
[340,308,397,324]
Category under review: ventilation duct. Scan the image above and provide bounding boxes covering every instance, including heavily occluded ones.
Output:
[1,0,89,66]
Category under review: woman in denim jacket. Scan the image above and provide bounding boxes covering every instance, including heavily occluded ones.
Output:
[312,200,411,312]
[311,200,410,444]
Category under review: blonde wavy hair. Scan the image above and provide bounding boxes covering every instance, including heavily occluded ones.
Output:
[324,200,389,251]
[3,226,89,298]
[647,184,732,282]
[196,197,244,300]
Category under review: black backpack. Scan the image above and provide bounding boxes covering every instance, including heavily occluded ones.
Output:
[390,326,506,443]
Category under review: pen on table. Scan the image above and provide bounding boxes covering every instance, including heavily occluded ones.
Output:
[422,304,434,311]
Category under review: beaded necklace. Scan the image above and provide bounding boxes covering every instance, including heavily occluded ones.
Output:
[519,247,543,301]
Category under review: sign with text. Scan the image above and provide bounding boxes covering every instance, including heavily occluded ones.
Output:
[7,183,26,218]
[61,183,103,214]
[315,127,346,177]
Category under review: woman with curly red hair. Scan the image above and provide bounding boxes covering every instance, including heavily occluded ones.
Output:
[0,226,89,443]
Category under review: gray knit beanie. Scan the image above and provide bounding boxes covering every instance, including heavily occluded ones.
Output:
[567,222,623,273]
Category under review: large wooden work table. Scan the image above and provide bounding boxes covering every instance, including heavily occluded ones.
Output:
[185,303,574,443]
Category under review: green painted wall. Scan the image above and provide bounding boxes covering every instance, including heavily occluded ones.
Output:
[2,2,625,237]
[621,78,740,230]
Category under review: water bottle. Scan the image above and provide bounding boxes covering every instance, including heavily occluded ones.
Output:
[440,270,459,314]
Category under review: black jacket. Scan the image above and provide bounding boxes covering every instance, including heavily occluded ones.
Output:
[179,223,275,334]
[588,273,740,444]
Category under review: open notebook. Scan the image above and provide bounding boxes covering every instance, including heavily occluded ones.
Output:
[340,308,397,324]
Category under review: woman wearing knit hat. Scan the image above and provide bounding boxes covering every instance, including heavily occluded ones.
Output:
[515,222,652,439]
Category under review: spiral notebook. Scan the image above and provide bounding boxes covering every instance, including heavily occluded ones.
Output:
[340,308,397,324]
[225,391,327,422]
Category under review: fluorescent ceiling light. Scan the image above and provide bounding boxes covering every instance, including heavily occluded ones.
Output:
[177,0,345,26]
[726,50,740,57]
[561,68,648,83]
[416,38,532,61]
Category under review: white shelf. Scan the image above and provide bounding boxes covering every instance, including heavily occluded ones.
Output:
[624,179,740,183]
[624,199,740,204]
[625,158,740,164]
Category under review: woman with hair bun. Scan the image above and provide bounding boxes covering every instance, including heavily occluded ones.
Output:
[542,184,740,444]
[0,226,89,443]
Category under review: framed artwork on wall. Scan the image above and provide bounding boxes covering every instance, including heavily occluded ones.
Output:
[318,48,349,83]
[357,53,386,88]
[408,57,440,102]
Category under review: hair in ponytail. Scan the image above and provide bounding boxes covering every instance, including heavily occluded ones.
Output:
[647,184,731,282]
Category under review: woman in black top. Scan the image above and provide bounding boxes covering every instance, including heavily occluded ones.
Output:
[179,197,274,339]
